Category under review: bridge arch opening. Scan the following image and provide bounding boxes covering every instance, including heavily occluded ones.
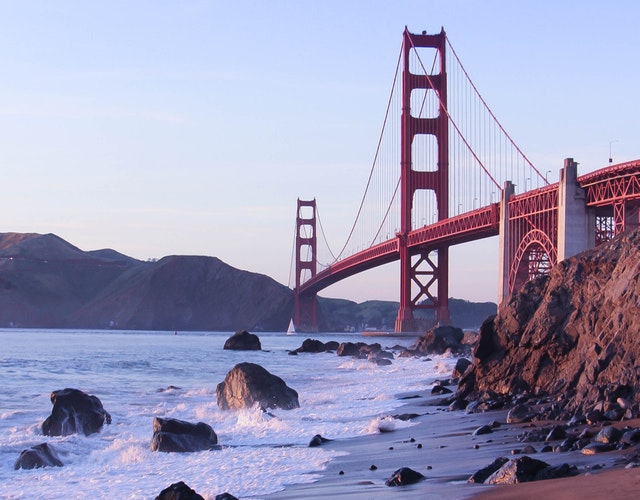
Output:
[509,229,557,294]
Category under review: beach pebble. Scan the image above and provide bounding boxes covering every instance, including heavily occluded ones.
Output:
[369,465,377,470]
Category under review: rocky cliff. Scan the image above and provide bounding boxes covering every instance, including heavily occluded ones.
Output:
[458,228,640,419]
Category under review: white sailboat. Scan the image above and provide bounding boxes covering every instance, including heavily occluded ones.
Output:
[286,319,296,335]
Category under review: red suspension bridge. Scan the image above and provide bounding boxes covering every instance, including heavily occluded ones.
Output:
[291,27,640,333]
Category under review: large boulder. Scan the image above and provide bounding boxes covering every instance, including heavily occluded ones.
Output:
[150,417,218,453]
[223,330,261,350]
[459,229,640,419]
[216,362,299,411]
[14,443,63,470]
[42,388,112,436]
[412,325,465,355]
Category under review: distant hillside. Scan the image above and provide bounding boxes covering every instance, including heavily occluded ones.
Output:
[0,232,496,332]
[318,297,496,331]
[0,233,292,331]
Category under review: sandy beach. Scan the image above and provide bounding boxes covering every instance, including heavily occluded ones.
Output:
[265,390,639,499]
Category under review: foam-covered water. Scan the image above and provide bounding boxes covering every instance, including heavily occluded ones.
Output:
[0,329,456,499]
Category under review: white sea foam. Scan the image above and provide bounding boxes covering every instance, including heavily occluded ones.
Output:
[0,329,456,499]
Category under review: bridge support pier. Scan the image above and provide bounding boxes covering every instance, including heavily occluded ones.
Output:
[558,158,595,261]
[497,181,515,303]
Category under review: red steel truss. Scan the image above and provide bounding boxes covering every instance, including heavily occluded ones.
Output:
[505,185,558,294]
[579,159,640,236]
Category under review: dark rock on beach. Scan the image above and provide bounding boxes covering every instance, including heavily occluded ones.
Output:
[150,417,218,453]
[14,443,63,470]
[291,338,331,354]
[385,467,425,486]
[453,357,472,379]
[214,494,239,500]
[403,325,466,356]
[42,388,111,436]
[308,434,332,447]
[155,481,204,500]
[216,362,300,411]
[468,457,509,483]
[336,341,367,357]
[223,330,262,350]
[474,455,577,485]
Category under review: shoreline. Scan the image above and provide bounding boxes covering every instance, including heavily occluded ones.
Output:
[263,389,639,499]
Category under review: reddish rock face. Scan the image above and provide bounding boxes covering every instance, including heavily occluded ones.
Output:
[461,229,640,418]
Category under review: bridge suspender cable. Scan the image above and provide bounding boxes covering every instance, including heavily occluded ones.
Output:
[331,45,404,263]
[407,35,501,192]
[444,37,548,185]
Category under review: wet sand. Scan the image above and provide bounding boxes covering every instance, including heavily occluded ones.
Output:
[264,391,638,499]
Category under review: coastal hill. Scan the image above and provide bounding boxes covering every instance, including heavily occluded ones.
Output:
[0,233,292,331]
[0,232,495,331]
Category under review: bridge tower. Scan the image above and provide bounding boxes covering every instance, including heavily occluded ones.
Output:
[294,199,318,332]
[395,28,450,332]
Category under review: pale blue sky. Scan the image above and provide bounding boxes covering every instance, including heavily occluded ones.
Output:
[0,1,638,303]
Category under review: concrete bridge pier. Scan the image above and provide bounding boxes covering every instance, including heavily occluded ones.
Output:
[497,180,515,302]
[557,158,595,261]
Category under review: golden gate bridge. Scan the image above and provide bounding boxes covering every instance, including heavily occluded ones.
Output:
[290,27,640,333]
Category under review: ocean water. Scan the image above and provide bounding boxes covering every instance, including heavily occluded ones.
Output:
[0,329,456,499]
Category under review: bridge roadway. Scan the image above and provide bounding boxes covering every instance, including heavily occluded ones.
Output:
[299,159,640,297]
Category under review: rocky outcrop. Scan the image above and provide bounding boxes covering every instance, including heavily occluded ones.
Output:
[150,417,218,453]
[223,330,261,350]
[458,229,640,419]
[42,388,111,436]
[14,443,63,470]
[216,362,300,411]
